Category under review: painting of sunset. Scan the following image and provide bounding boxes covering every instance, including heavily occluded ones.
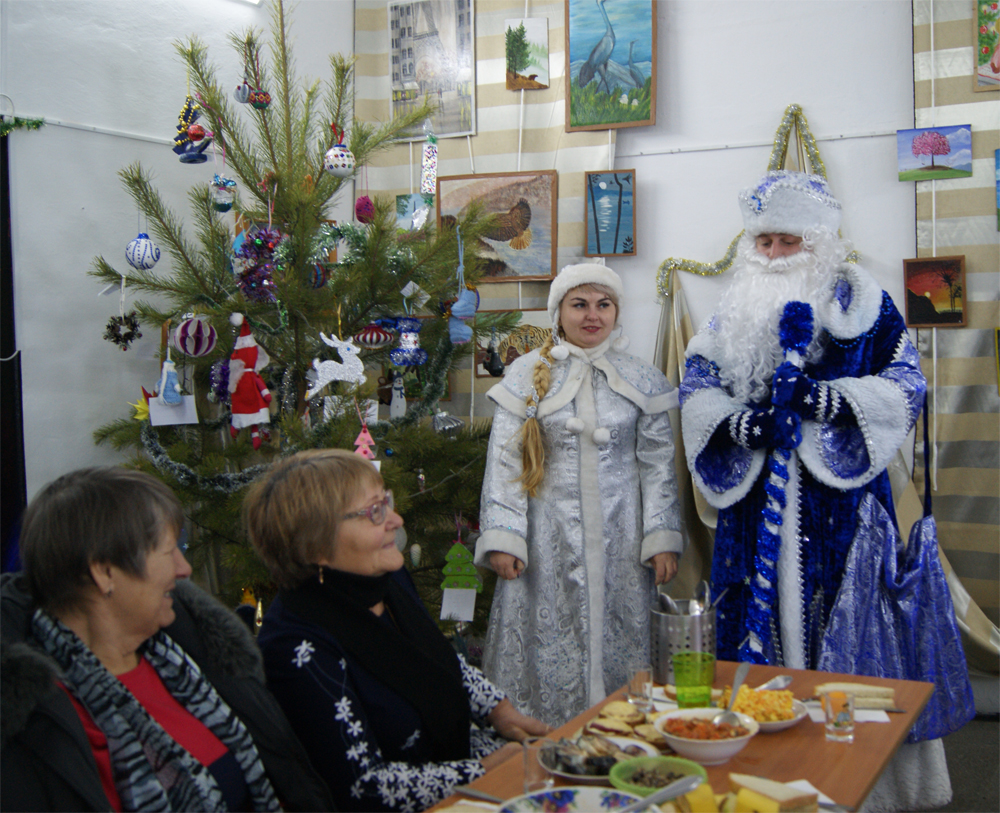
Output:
[903,255,967,328]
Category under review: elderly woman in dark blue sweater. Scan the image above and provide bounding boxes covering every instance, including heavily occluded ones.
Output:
[245,449,550,812]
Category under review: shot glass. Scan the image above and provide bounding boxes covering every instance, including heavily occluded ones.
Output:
[627,660,654,714]
[672,650,715,708]
[821,690,856,743]
[522,737,555,794]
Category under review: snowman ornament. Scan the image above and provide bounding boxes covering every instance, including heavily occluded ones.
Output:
[389,373,407,419]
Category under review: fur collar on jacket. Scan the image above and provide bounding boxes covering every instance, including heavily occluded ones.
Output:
[1,573,263,746]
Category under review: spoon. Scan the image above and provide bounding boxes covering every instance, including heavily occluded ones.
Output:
[618,774,705,813]
[755,675,793,691]
[713,661,750,727]
[658,592,681,614]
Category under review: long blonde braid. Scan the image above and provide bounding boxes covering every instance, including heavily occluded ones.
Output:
[517,333,557,496]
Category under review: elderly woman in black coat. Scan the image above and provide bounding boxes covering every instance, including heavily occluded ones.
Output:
[0,466,332,812]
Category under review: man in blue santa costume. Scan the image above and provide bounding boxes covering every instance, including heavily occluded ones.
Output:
[679,170,927,671]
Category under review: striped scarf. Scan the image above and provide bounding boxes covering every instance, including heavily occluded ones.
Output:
[33,609,279,812]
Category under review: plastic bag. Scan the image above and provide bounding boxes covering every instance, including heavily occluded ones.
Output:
[818,402,975,742]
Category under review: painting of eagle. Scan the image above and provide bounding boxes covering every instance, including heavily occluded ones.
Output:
[436,170,558,281]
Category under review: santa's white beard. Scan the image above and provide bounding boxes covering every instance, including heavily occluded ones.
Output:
[713,233,838,404]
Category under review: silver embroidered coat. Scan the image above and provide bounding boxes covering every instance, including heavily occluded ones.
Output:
[475,338,683,726]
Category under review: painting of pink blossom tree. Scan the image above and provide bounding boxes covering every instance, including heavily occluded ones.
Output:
[897,125,973,181]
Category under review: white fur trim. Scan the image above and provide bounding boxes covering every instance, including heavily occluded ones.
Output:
[231,407,270,429]
[739,170,841,237]
[551,344,569,361]
[640,529,684,563]
[592,427,611,444]
[547,262,624,327]
[776,453,805,669]
[575,368,607,706]
[681,387,767,510]
[612,334,630,352]
[798,376,911,490]
[566,417,585,433]
[817,263,883,339]
[473,528,528,569]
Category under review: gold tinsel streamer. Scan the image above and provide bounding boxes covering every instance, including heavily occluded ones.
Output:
[655,103,857,299]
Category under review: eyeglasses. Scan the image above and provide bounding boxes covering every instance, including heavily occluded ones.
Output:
[342,491,394,525]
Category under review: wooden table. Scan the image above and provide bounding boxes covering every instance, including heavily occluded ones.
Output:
[432,661,934,811]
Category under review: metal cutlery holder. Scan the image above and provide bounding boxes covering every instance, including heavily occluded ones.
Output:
[650,599,716,685]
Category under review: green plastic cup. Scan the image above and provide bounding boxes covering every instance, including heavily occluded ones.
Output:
[672,651,715,708]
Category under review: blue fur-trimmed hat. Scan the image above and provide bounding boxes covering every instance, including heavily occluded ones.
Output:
[738,170,841,237]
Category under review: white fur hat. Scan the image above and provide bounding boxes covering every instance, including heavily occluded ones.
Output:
[546,262,624,328]
[738,170,841,237]
[546,262,627,357]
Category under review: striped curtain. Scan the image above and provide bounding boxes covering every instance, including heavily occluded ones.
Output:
[355,0,620,418]
[912,0,1000,673]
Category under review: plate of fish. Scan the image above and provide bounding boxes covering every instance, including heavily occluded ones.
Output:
[540,734,658,785]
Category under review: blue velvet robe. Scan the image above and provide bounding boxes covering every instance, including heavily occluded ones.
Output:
[679,264,926,669]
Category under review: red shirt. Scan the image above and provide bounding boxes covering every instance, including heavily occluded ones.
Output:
[61,658,229,811]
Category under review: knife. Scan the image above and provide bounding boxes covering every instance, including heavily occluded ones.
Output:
[452,785,503,804]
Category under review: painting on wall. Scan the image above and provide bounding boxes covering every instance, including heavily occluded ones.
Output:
[505,17,549,90]
[903,255,967,328]
[436,170,558,282]
[896,125,973,181]
[565,0,656,132]
[388,0,476,139]
[584,169,635,257]
[976,0,1000,91]
[474,310,550,377]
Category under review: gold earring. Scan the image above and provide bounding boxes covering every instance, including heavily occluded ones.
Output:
[106,586,114,598]
[318,566,324,584]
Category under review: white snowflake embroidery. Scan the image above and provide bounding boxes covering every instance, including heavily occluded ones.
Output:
[335,695,353,722]
[402,729,421,750]
[292,639,315,667]
[347,720,363,738]
[346,741,369,762]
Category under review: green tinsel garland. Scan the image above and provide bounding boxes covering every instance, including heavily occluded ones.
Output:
[0,116,45,138]
[140,422,269,492]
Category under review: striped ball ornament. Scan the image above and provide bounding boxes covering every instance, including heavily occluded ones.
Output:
[125,233,160,270]
[172,316,218,357]
[353,323,394,348]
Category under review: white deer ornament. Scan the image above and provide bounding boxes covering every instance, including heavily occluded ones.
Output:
[305,333,367,399]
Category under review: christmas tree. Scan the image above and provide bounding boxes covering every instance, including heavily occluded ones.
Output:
[88,0,515,636]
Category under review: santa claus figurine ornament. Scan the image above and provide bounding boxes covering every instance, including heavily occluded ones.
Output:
[227,313,272,449]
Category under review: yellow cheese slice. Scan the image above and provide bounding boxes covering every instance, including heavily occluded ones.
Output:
[735,788,781,813]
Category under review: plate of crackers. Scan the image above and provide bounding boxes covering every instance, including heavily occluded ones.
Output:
[582,700,671,752]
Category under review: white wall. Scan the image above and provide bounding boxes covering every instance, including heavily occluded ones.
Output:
[2,0,914,499]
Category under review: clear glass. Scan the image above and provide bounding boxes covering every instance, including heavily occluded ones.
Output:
[522,737,555,794]
[627,660,654,714]
[822,691,855,743]
[672,650,715,708]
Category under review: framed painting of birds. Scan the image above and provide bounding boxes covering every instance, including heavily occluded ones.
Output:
[565,0,657,132]
[436,170,558,282]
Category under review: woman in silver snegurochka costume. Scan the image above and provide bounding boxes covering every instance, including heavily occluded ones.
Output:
[475,262,683,727]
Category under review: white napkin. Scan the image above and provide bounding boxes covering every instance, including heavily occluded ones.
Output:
[787,779,836,805]
[804,701,890,723]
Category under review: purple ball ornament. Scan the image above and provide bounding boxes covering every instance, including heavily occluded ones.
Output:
[125,233,160,270]
[355,195,375,223]
[172,315,218,357]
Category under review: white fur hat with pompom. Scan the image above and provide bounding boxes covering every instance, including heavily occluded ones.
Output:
[546,262,628,357]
